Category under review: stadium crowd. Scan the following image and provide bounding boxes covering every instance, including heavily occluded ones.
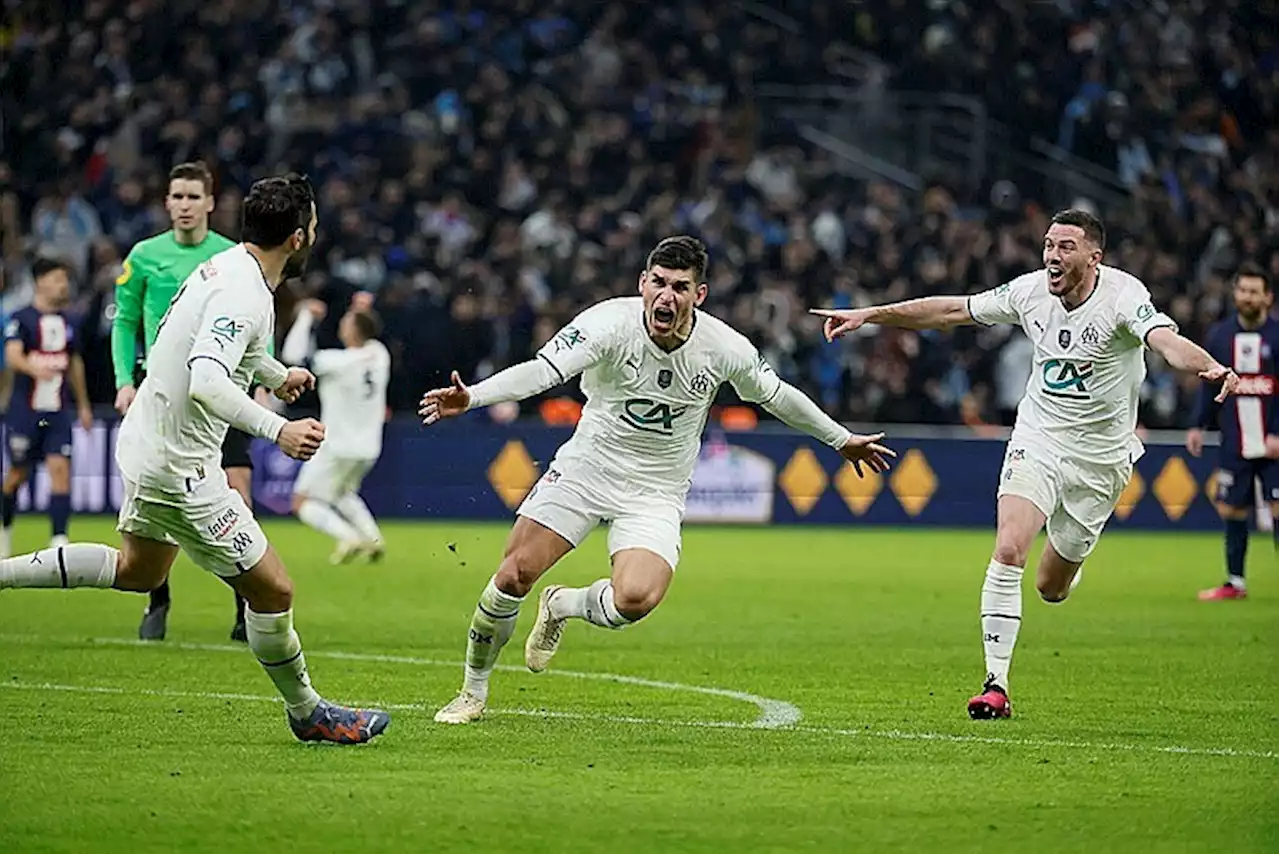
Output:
[0,0,1274,429]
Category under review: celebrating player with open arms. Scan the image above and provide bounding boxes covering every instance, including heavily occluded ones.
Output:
[813,209,1240,719]
[421,235,896,724]
[0,174,389,744]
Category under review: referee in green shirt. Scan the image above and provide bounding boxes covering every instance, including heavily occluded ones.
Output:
[112,162,255,643]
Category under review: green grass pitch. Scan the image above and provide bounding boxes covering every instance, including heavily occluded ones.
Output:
[0,518,1275,853]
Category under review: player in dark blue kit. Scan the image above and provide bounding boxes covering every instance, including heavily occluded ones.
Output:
[0,258,94,557]
[1186,264,1279,601]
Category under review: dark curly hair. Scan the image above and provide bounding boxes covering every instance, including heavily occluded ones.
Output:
[241,173,315,249]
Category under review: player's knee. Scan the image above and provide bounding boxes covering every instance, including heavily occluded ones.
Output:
[1215,502,1247,521]
[992,537,1029,569]
[495,550,544,597]
[246,577,294,614]
[2,465,27,490]
[113,554,164,592]
[611,580,662,621]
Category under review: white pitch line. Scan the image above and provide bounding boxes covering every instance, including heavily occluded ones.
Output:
[1,680,1274,760]
[0,634,802,729]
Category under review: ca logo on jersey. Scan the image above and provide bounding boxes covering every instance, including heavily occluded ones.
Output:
[621,398,689,435]
[553,325,586,353]
[1042,359,1094,399]
[209,316,243,349]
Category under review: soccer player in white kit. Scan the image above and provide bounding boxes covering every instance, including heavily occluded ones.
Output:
[813,209,1240,719]
[281,298,390,563]
[420,236,896,724]
[0,175,389,744]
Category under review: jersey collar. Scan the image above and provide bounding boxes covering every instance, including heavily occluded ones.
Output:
[1062,267,1102,314]
[241,244,276,293]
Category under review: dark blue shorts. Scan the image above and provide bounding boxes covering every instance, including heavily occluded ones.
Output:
[4,409,73,467]
[1215,456,1280,508]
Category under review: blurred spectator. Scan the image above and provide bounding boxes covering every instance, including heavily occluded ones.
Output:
[0,0,1273,433]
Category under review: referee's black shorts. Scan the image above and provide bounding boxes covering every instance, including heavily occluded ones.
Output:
[221,427,254,470]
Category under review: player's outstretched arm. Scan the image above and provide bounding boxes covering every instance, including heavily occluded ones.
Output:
[810,296,975,340]
[761,382,896,477]
[419,359,565,425]
[1146,327,1240,403]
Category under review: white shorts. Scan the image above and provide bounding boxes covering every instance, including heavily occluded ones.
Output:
[293,454,375,504]
[116,473,269,579]
[997,443,1131,564]
[517,460,683,571]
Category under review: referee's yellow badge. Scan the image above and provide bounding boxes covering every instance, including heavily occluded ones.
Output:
[115,259,132,286]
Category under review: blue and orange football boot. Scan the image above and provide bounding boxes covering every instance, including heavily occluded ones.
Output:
[289,700,390,744]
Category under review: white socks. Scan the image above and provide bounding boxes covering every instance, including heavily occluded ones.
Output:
[297,499,361,544]
[463,576,523,701]
[981,559,1023,691]
[0,543,118,589]
[550,578,633,629]
[336,493,382,543]
[245,608,321,720]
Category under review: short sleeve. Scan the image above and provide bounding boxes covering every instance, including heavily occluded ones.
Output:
[3,315,23,345]
[1116,284,1177,347]
[728,342,783,404]
[535,304,615,382]
[966,281,1021,326]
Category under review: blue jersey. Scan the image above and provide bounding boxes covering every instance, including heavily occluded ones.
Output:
[3,306,80,414]
[1192,313,1279,462]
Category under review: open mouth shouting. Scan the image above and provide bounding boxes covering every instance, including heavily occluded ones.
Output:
[1046,263,1066,287]
[651,305,676,329]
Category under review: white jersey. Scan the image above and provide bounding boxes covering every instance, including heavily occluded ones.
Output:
[117,245,277,489]
[538,296,782,495]
[967,264,1177,466]
[311,340,390,459]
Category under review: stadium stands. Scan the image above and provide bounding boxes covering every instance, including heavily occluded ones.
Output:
[0,0,1274,428]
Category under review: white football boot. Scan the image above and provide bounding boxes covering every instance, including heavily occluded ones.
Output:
[524,584,567,673]
[433,690,486,724]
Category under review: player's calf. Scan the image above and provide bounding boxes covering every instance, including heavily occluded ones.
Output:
[438,519,571,721]
[1035,548,1083,604]
[1,465,27,553]
[45,455,72,540]
[0,543,120,589]
[228,546,389,742]
[435,575,524,723]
